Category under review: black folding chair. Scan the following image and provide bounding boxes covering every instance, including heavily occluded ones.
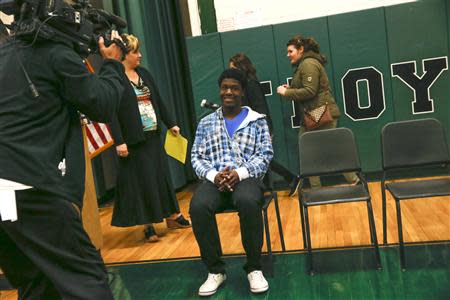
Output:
[298,128,381,275]
[381,118,450,270]
[214,171,286,277]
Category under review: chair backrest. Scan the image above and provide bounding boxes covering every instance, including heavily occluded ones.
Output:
[262,169,275,192]
[299,127,361,177]
[381,118,450,170]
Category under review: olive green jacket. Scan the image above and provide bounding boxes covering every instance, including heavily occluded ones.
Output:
[284,51,341,120]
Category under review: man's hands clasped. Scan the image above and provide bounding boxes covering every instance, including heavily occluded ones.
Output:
[214,166,240,192]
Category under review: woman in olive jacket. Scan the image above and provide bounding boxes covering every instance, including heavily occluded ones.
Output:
[277,35,357,188]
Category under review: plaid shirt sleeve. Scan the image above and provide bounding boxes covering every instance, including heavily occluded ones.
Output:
[241,118,273,178]
[191,117,215,179]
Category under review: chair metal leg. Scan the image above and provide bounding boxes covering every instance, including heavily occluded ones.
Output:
[273,193,286,252]
[381,175,388,245]
[263,209,274,277]
[303,205,314,275]
[395,199,406,270]
[367,202,375,244]
[298,191,307,250]
[366,199,382,269]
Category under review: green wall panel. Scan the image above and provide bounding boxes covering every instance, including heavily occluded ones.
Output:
[386,0,449,134]
[328,8,394,172]
[219,26,289,171]
[186,33,224,121]
[448,0,450,143]
[273,17,333,174]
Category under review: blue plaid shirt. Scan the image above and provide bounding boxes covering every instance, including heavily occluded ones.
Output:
[191,107,273,181]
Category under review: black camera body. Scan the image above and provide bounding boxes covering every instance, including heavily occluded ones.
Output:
[0,0,127,56]
[0,0,17,14]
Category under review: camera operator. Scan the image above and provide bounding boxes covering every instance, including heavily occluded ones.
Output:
[0,24,7,43]
[0,15,125,299]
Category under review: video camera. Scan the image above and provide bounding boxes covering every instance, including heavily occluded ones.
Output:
[0,0,127,56]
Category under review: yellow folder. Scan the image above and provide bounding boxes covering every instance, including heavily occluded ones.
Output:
[164,131,188,164]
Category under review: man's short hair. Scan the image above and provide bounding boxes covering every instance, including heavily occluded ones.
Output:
[218,68,247,89]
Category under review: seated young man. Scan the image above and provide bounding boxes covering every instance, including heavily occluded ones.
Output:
[190,68,273,296]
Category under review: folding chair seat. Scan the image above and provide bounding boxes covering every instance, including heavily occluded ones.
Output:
[298,128,381,275]
[381,118,450,270]
[214,171,286,277]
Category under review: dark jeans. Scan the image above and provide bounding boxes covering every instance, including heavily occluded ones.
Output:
[189,178,264,274]
[0,189,113,300]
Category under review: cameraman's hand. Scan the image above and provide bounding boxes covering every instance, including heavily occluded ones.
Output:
[99,30,123,61]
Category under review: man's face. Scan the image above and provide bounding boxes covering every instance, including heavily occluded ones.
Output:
[220,78,243,109]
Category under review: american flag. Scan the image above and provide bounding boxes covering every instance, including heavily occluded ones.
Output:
[82,60,115,159]
[85,121,114,158]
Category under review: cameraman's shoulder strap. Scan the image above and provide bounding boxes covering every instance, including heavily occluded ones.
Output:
[12,41,39,98]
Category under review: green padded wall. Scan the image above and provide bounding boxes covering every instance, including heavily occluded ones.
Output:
[328,8,394,172]
[219,26,289,172]
[186,33,224,120]
[448,0,450,142]
[186,0,450,174]
[386,0,449,130]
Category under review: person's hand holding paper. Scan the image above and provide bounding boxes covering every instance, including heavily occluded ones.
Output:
[164,131,188,164]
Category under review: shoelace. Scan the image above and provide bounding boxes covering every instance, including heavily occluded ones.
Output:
[207,274,222,283]
[250,271,264,282]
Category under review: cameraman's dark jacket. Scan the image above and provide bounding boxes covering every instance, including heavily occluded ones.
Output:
[0,39,125,207]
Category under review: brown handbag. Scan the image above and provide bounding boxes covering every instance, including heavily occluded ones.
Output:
[303,103,333,130]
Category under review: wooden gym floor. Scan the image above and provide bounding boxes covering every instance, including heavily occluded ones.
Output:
[1,180,449,299]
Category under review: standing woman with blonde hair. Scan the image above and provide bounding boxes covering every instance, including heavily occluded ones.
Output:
[277,35,358,188]
[110,34,190,242]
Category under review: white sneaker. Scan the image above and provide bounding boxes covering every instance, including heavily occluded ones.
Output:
[198,273,226,296]
[247,270,269,293]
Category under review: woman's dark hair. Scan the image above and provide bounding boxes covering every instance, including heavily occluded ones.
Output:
[287,35,327,64]
[229,53,258,81]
